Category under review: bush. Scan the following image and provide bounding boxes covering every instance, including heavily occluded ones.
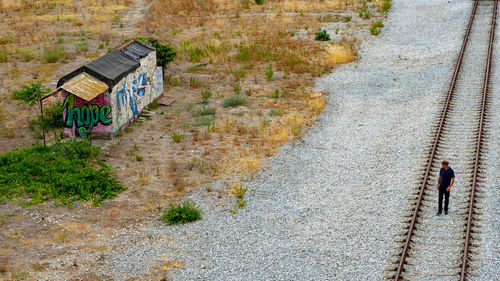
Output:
[255,0,264,4]
[370,21,384,35]
[191,105,215,117]
[201,90,212,99]
[265,64,274,81]
[0,139,125,206]
[146,100,160,110]
[171,132,184,143]
[12,82,50,106]
[128,37,176,67]
[43,46,66,63]
[382,0,392,12]
[315,29,331,41]
[161,201,202,225]
[195,116,215,127]
[29,101,64,139]
[223,96,248,108]
[76,38,89,53]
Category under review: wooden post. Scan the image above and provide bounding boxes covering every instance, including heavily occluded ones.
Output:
[40,100,46,147]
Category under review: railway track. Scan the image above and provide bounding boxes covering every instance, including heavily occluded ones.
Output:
[387,0,497,280]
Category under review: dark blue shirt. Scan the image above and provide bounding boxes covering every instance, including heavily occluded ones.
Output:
[439,167,455,189]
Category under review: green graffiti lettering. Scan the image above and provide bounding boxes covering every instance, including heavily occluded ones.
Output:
[100,105,112,125]
[63,94,113,137]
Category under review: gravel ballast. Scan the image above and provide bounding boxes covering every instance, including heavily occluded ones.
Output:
[95,1,500,280]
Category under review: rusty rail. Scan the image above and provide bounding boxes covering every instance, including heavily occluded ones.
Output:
[394,0,480,280]
[460,0,497,280]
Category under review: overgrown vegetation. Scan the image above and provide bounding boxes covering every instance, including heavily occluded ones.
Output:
[223,96,248,108]
[314,29,331,41]
[0,140,124,206]
[12,82,50,106]
[161,201,202,225]
[128,37,177,67]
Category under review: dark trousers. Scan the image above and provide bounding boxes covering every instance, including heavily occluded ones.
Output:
[438,188,450,212]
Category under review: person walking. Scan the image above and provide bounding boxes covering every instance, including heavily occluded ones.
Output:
[437,160,455,215]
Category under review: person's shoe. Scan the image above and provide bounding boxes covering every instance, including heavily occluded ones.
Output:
[436,211,442,216]
[444,210,448,215]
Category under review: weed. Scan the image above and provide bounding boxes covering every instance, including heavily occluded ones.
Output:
[43,46,66,63]
[191,105,215,117]
[171,132,184,143]
[161,201,202,225]
[359,2,371,19]
[255,0,264,5]
[124,127,133,133]
[233,84,242,95]
[269,109,283,116]
[17,47,37,62]
[98,43,104,49]
[344,16,352,22]
[223,96,248,108]
[382,0,392,12]
[0,48,8,63]
[265,64,274,81]
[370,21,384,35]
[147,100,160,110]
[231,184,247,198]
[189,76,203,88]
[315,29,331,41]
[0,140,124,206]
[236,198,247,207]
[198,159,206,173]
[195,116,215,127]
[135,154,143,162]
[76,38,89,53]
[269,89,280,99]
[201,90,212,99]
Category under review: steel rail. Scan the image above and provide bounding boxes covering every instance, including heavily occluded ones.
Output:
[460,0,498,280]
[394,0,480,280]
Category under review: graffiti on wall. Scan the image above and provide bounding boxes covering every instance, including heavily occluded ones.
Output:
[113,53,161,132]
[63,92,112,137]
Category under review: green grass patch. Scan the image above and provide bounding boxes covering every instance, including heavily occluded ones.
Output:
[161,201,202,225]
[195,116,216,126]
[223,95,248,108]
[0,140,124,206]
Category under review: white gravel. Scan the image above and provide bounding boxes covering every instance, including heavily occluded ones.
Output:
[94,0,500,280]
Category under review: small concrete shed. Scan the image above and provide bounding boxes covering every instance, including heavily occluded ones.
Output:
[54,39,163,138]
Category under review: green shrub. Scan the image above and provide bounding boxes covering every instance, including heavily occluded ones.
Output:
[43,46,66,63]
[128,37,176,67]
[359,3,371,19]
[233,83,242,95]
[201,90,212,99]
[382,1,392,12]
[314,29,330,41]
[18,47,37,62]
[265,64,274,81]
[191,105,215,117]
[255,0,264,4]
[161,201,202,225]
[29,101,64,139]
[146,100,160,110]
[76,38,89,53]
[370,21,384,35]
[0,140,124,206]
[223,96,248,108]
[171,132,184,143]
[135,154,143,161]
[12,82,50,106]
[195,116,215,126]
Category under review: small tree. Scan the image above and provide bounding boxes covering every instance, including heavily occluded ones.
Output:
[126,37,176,68]
[12,82,50,106]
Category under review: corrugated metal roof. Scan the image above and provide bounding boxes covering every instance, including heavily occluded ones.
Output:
[61,73,108,101]
[118,39,155,61]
